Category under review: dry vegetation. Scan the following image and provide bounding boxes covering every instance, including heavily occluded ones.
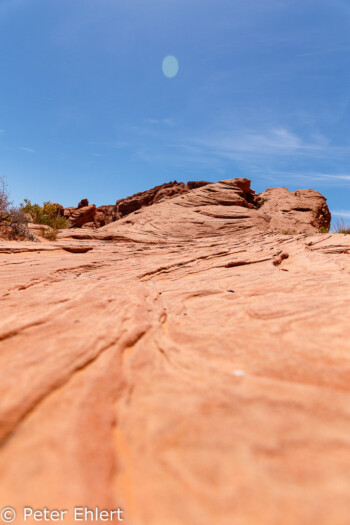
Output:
[0,176,32,240]
[1,178,70,241]
[332,217,350,234]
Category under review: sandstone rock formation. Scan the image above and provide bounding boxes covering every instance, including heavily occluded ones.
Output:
[61,179,330,234]
[1,178,349,525]
[61,181,210,229]
[95,205,116,227]
[257,186,331,233]
[77,198,89,208]
[114,180,210,219]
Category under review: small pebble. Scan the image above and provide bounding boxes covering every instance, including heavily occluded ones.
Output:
[233,369,246,377]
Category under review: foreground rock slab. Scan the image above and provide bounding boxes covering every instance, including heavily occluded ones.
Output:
[0,179,349,525]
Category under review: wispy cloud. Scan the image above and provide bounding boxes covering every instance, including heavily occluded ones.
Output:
[145,118,175,126]
[299,173,350,182]
[251,169,350,185]
[298,47,350,58]
[20,146,35,153]
[166,143,203,154]
[136,147,225,173]
[0,129,5,133]
[88,140,128,150]
[191,128,327,160]
[331,210,350,218]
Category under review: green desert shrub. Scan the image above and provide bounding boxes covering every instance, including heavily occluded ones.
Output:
[21,199,69,230]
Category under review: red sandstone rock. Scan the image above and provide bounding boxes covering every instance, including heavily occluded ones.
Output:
[77,198,89,208]
[51,203,65,216]
[186,180,210,189]
[61,182,210,228]
[63,206,75,219]
[114,180,212,219]
[95,205,116,227]
[68,204,96,228]
[64,204,115,228]
[1,178,346,525]
[257,186,331,233]
[115,181,189,219]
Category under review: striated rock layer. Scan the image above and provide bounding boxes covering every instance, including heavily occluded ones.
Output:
[62,180,211,229]
[0,179,349,525]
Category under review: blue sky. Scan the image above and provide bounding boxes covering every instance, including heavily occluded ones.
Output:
[0,0,350,219]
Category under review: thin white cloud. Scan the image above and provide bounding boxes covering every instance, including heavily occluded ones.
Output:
[0,129,5,133]
[298,47,350,57]
[20,147,35,153]
[253,169,350,184]
[145,118,175,126]
[145,118,161,125]
[166,143,203,154]
[301,173,350,181]
[192,128,326,160]
[331,210,350,218]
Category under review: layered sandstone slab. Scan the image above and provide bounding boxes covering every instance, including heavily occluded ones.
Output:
[61,180,211,229]
[0,179,349,525]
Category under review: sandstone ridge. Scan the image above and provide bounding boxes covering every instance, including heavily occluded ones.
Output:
[60,178,331,239]
[62,180,210,228]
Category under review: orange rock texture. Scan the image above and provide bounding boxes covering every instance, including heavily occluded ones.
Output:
[0,179,349,525]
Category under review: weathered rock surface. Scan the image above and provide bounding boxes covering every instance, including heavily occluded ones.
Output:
[114,180,210,220]
[1,178,349,525]
[95,205,116,227]
[257,186,332,233]
[68,204,97,228]
[61,181,210,229]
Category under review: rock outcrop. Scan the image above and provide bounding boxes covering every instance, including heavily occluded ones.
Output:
[114,180,210,219]
[93,178,330,240]
[68,204,96,228]
[257,186,332,233]
[1,178,348,525]
[95,205,116,227]
[64,202,116,229]
[60,181,210,228]
[60,179,330,234]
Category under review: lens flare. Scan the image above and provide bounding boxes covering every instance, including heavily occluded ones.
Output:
[162,56,179,78]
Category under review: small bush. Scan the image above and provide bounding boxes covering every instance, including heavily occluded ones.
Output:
[256,197,267,209]
[0,177,33,240]
[21,199,69,229]
[318,226,329,233]
[40,227,58,241]
[332,217,350,234]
